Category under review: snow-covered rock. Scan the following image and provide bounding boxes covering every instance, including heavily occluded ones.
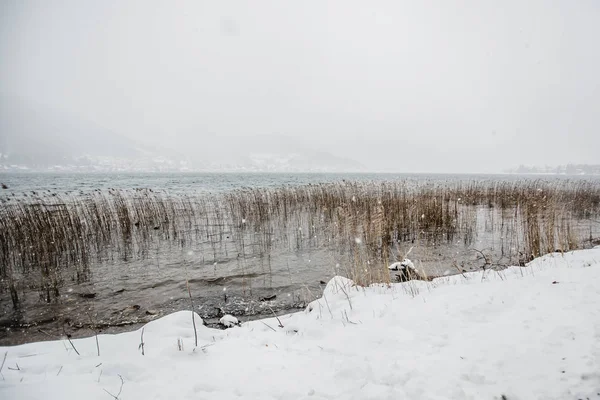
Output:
[323,275,355,295]
[219,314,239,328]
[388,258,429,281]
[388,258,416,271]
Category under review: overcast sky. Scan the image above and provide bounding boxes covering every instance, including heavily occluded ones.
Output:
[1,0,599,172]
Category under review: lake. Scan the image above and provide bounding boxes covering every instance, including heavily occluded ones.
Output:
[1,172,599,345]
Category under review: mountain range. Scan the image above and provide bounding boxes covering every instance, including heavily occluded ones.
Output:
[0,96,365,173]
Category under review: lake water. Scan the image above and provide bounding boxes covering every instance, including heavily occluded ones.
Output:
[1,172,599,345]
[2,171,595,195]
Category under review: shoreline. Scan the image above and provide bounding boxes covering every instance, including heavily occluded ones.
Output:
[2,248,599,398]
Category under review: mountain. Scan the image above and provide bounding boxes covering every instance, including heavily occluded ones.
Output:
[187,134,366,172]
[0,95,190,171]
[0,98,366,172]
[0,96,135,160]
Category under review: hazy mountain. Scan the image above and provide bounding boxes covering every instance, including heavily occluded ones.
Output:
[0,98,365,172]
[186,134,366,172]
[0,95,151,166]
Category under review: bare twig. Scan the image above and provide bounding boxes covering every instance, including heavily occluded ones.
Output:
[343,310,358,325]
[0,351,7,380]
[495,270,506,281]
[301,284,318,302]
[452,261,468,279]
[63,326,80,356]
[261,321,277,332]
[200,343,215,354]
[322,293,334,319]
[338,284,353,310]
[186,280,198,347]
[86,311,101,356]
[267,306,284,328]
[103,374,124,400]
[37,329,60,340]
[16,353,44,358]
[471,248,491,269]
[57,366,63,376]
[94,331,100,356]
[138,328,145,356]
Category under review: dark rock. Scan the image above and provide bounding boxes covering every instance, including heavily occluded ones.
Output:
[259,294,277,302]
[120,304,142,317]
[78,293,96,299]
[395,267,432,282]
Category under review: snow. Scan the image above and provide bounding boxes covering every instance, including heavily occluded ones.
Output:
[387,258,416,271]
[387,261,403,270]
[219,314,240,328]
[3,249,600,399]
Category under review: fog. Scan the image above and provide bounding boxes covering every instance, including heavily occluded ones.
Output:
[1,1,599,172]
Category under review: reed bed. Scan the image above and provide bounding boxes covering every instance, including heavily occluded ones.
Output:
[1,179,599,306]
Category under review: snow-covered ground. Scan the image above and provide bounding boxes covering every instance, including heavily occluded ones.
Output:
[2,249,600,400]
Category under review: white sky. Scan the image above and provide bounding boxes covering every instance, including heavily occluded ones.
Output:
[1,0,599,172]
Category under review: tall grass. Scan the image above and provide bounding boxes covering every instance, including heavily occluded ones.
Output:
[1,180,599,306]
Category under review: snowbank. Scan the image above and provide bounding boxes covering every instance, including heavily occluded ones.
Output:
[2,249,600,399]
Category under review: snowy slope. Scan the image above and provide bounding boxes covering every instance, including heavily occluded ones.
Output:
[2,249,600,399]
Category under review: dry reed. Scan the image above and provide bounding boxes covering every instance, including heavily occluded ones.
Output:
[1,179,599,306]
